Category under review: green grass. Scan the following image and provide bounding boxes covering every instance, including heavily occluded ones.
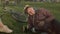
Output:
[0,2,60,34]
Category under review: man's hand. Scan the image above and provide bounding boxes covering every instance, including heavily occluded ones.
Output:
[38,21,45,26]
[22,25,30,32]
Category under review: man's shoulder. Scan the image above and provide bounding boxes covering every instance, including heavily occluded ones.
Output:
[35,8,47,11]
[39,8,47,11]
[39,8,49,12]
[35,8,49,14]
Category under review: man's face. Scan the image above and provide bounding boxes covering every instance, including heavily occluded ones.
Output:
[27,7,35,15]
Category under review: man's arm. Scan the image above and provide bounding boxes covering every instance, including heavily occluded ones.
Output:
[41,8,55,22]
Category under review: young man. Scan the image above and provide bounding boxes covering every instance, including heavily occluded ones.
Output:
[23,5,57,34]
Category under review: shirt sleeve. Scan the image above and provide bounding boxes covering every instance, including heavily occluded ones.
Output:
[41,8,55,22]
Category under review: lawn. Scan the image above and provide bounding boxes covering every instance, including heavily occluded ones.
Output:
[0,2,60,34]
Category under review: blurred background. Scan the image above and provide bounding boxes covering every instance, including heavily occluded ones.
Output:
[0,0,60,34]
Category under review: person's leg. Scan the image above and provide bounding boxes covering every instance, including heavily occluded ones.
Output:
[0,18,13,33]
[51,19,60,34]
[43,21,55,34]
[0,22,4,27]
[0,19,4,27]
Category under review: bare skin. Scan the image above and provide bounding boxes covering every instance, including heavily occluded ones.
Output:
[0,19,4,27]
[27,7,35,15]
[0,19,13,33]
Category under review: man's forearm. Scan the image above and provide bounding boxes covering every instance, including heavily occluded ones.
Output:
[45,16,55,22]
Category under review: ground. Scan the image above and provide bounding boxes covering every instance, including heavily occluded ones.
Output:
[0,2,60,34]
